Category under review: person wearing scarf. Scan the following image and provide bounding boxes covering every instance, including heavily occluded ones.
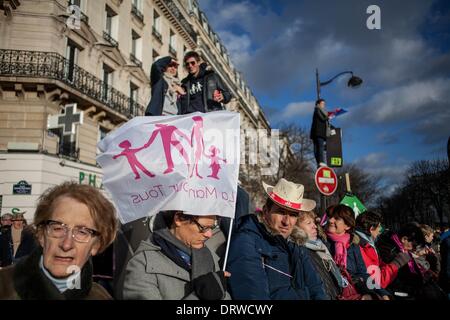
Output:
[292,211,346,299]
[145,56,185,116]
[347,211,411,300]
[123,211,229,300]
[324,204,377,300]
[377,222,446,299]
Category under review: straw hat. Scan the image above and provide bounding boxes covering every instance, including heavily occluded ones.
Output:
[262,178,316,212]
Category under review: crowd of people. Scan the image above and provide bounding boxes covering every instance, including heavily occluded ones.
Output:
[0,51,449,300]
[0,178,449,300]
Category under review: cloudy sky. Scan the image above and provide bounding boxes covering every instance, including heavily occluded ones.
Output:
[198,0,450,192]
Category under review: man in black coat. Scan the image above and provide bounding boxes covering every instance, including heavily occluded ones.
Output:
[310,99,331,167]
[179,51,231,114]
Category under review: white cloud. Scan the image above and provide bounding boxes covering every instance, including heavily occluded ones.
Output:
[218,31,252,68]
[276,101,315,122]
[365,78,449,123]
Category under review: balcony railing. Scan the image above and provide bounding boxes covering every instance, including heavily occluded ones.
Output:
[152,26,162,43]
[0,49,144,119]
[131,4,144,23]
[103,31,118,47]
[130,53,142,68]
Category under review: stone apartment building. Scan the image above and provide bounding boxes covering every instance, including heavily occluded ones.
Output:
[0,0,286,219]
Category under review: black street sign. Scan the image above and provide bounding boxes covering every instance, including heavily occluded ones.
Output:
[13,180,32,195]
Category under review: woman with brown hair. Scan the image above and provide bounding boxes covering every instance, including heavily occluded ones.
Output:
[0,182,118,299]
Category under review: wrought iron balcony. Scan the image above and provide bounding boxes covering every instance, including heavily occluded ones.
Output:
[0,49,144,119]
[130,53,142,68]
[152,26,162,43]
[131,4,144,23]
[103,31,118,47]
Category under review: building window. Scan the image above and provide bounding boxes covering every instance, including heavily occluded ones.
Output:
[152,11,162,42]
[130,82,139,116]
[131,0,144,22]
[169,30,177,57]
[102,64,114,101]
[65,39,79,82]
[104,5,118,46]
[131,30,142,66]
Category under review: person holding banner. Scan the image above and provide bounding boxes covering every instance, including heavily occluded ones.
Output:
[227,178,329,300]
[0,182,118,299]
[123,211,230,300]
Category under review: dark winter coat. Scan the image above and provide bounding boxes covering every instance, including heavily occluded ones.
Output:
[227,213,329,300]
[377,231,446,300]
[145,56,176,116]
[0,247,111,300]
[310,106,329,139]
[179,63,231,114]
[0,225,37,267]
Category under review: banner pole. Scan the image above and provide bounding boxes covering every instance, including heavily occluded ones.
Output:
[222,218,234,271]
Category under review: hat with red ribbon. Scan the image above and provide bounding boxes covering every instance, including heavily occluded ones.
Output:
[262,178,316,212]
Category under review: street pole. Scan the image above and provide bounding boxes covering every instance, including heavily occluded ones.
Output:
[315,68,326,216]
[316,68,321,100]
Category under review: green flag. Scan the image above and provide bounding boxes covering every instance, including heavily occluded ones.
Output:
[340,194,366,217]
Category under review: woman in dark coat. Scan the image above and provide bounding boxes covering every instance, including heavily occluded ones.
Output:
[144,56,185,116]
[292,211,345,299]
[377,222,447,300]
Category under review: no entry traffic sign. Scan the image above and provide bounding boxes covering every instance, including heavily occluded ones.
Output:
[315,166,338,196]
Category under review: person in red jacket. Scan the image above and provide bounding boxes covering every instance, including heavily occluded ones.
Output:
[347,211,411,297]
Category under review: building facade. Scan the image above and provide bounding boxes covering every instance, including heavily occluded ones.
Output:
[0,0,282,219]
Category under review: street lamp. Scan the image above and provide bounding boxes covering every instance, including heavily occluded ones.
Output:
[316,69,363,99]
[314,68,363,217]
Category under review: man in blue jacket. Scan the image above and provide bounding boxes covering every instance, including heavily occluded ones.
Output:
[227,178,329,300]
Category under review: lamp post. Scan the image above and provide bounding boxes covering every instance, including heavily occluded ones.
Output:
[314,68,363,215]
[316,69,363,99]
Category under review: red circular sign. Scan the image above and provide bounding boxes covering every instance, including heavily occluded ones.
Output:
[315,166,338,196]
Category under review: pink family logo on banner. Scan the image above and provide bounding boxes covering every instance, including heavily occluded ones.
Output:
[97,111,240,224]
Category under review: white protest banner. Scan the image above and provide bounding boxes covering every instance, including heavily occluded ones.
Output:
[97,111,240,224]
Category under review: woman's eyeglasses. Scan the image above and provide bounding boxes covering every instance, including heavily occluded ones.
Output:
[42,220,99,243]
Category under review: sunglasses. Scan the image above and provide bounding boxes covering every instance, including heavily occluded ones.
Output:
[168,62,179,68]
[184,61,197,67]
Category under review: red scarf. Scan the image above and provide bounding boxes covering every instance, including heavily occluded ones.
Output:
[326,231,351,269]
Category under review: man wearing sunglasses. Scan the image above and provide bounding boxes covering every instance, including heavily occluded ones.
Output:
[179,51,231,114]
[123,211,230,300]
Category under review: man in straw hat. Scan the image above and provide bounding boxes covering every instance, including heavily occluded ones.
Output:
[227,178,329,300]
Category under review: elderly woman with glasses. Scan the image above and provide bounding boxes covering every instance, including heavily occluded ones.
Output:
[123,211,230,300]
[0,182,118,300]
